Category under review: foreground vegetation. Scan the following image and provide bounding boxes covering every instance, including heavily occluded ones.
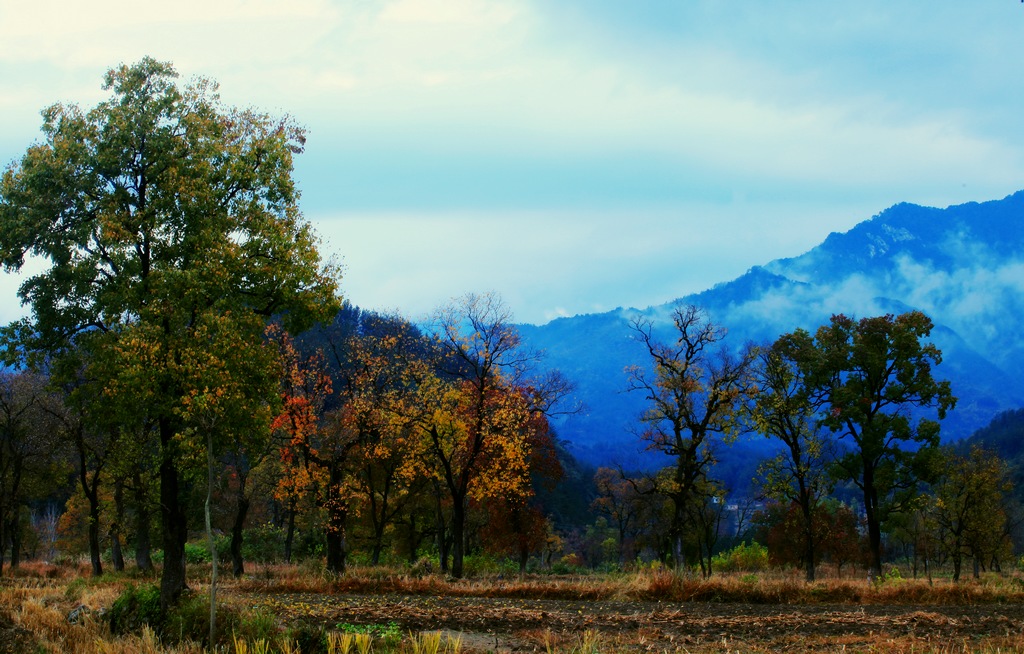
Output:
[4,561,1024,653]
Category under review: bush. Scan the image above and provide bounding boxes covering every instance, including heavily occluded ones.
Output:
[551,553,586,575]
[287,622,329,654]
[461,554,501,576]
[107,583,162,635]
[184,541,213,564]
[238,608,280,642]
[242,523,287,564]
[712,541,770,573]
[162,593,243,648]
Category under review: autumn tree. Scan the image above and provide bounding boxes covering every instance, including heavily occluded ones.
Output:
[626,304,756,570]
[752,337,835,581]
[419,293,570,578]
[0,59,338,608]
[53,385,118,578]
[301,308,430,568]
[782,312,954,580]
[0,371,63,574]
[755,499,866,576]
[932,446,1012,581]
[591,467,650,564]
[480,407,562,575]
[271,329,337,567]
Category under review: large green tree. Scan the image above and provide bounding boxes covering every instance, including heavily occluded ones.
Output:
[783,312,954,580]
[753,337,834,582]
[0,58,338,608]
[933,446,1012,581]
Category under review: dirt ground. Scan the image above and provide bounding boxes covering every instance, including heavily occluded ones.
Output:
[230,591,1024,652]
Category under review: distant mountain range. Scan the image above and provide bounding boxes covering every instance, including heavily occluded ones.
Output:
[521,191,1024,473]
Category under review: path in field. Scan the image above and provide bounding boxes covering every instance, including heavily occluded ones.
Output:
[230,591,1024,652]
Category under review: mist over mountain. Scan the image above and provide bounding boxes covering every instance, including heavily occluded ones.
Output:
[522,191,1024,473]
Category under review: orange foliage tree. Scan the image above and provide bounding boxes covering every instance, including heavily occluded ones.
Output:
[418,293,571,578]
[271,328,334,566]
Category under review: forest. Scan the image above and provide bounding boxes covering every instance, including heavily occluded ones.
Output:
[1,58,1023,653]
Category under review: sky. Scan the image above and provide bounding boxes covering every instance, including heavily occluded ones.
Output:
[2,1,1024,325]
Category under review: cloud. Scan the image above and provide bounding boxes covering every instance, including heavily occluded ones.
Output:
[3,1,1024,327]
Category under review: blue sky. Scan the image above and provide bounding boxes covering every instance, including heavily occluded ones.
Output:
[2,1,1023,324]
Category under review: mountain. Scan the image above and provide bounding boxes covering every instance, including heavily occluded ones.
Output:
[961,408,1024,503]
[522,191,1024,472]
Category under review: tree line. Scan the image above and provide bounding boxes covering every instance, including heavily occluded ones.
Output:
[590,306,1017,582]
[0,59,1019,622]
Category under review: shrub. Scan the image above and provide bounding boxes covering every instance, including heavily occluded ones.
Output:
[184,541,213,564]
[238,607,280,643]
[461,554,501,577]
[242,523,287,564]
[163,593,243,648]
[711,541,770,573]
[106,583,162,635]
[551,553,585,575]
[287,622,329,654]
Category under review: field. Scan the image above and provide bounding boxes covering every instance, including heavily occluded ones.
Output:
[3,562,1024,653]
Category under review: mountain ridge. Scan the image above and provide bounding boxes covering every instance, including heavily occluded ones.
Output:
[522,191,1024,470]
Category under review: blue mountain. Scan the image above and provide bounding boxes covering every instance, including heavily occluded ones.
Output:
[521,191,1024,471]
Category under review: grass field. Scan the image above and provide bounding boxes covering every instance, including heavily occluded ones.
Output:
[3,561,1024,653]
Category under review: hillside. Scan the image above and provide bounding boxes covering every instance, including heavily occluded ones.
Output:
[522,191,1024,471]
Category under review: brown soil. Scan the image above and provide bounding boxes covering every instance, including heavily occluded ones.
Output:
[230,591,1024,652]
[0,609,36,654]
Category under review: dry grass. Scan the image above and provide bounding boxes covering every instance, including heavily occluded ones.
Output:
[4,563,1024,653]
[231,563,1024,606]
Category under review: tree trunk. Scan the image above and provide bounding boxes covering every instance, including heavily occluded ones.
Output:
[205,429,218,649]
[87,492,103,577]
[407,513,420,565]
[231,479,250,578]
[433,482,450,574]
[159,417,188,612]
[325,465,348,574]
[863,464,883,581]
[450,495,466,578]
[133,471,154,572]
[671,509,687,572]
[9,515,21,569]
[284,501,296,564]
[111,478,126,572]
[0,509,6,576]
[801,501,816,583]
[325,511,348,574]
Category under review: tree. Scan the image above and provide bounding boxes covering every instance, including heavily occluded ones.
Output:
[418,293,570,578]
[626,304,756,570]
[783,312,954,580]
[271,329,341,569]
[0,59,338,609]
[591,467,649,564]
[756,499,866,576]
[933,446,1012,581]
[0,371,63,574]
[319,311,428,568]
[752,337,834,581]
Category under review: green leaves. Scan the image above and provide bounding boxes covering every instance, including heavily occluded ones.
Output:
[771,311,956,578]
[0,58,340,605]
